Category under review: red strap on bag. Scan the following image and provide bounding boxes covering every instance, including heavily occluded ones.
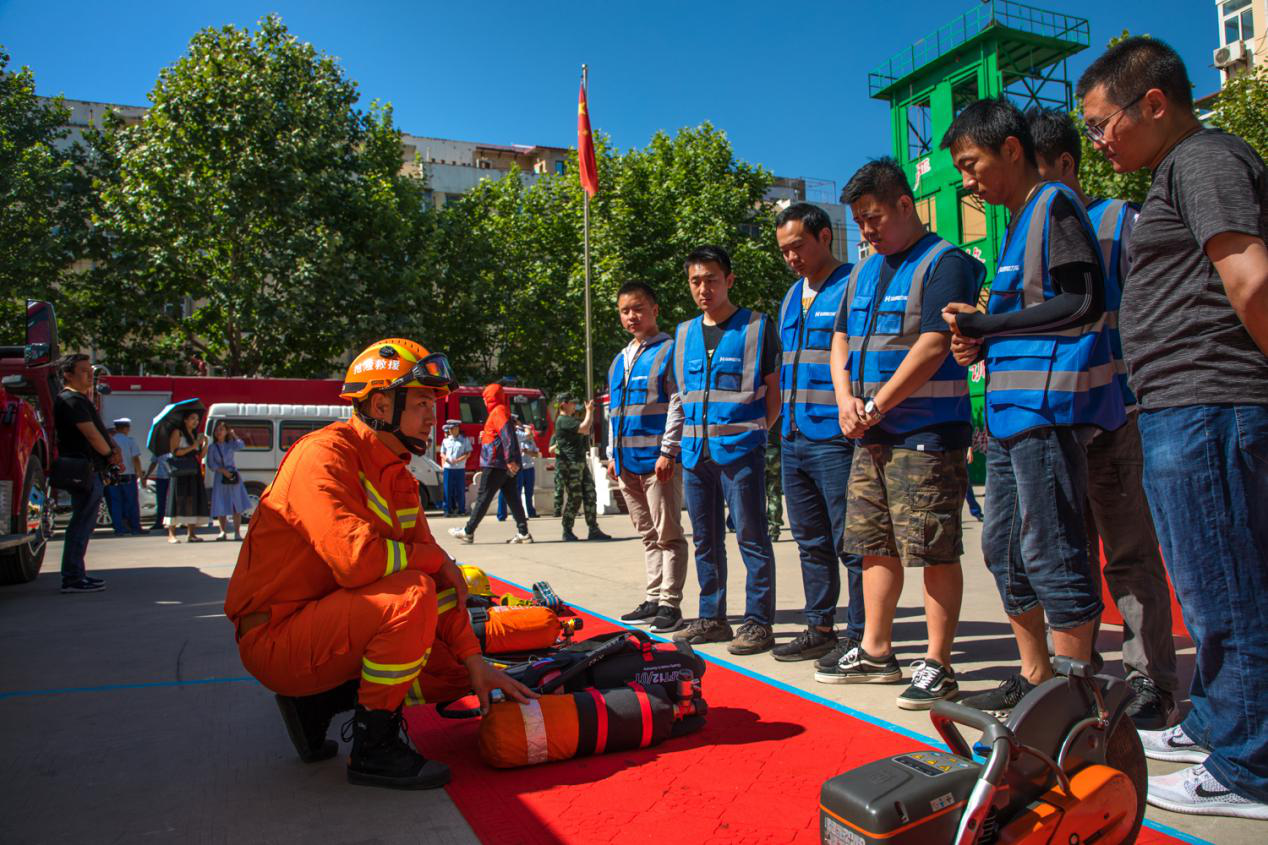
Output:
[628,683,654,748]
[587,688,609,754]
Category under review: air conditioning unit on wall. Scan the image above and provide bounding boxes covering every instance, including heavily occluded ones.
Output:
[1214,40,1247,69]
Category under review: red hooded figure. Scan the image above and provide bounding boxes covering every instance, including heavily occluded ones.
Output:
[478,383,521,470]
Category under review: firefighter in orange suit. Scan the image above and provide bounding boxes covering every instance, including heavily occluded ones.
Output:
[224,338,535,790]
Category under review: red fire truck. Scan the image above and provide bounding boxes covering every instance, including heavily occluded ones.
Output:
[0,301,58,584]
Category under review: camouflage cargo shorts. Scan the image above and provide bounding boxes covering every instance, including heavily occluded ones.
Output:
[842,444,968,567]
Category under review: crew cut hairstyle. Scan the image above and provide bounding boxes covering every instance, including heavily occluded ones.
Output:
[57,353,90,377]
[1076,36,1193,111]
[841,157,915,207]
[939,97,1037,168]
[775,202,833,244]
[1026,107,1082,170]
[684,244,732,276]
[617,280,658,304]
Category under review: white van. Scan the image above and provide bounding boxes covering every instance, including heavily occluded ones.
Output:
[202,403,444,512]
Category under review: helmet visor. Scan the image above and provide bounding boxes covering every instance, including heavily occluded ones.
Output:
[394,352,457,392]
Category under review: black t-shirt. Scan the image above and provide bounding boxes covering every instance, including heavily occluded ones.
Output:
[1122,129,1268,408]
[845,238,983,451]
[701,310,780,377]
[54,389,109,461]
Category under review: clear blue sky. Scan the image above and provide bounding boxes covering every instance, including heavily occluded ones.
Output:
[3,0,1219,194]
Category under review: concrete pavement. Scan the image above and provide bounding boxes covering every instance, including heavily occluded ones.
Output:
[0,499,1253,844]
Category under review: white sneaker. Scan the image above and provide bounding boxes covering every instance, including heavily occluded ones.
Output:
[507,532,533,544]
[1139,723,1209,764]
[447,527,473,544]
[1147,764,1268,820]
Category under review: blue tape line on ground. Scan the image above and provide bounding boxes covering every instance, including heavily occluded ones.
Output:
[493,574,1214,845]
[0,676,258,700]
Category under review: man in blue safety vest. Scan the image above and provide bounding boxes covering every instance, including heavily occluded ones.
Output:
[668,245,782,656]
[1025,107,1179,732]
[818,160,985,711]
[941,98,1126,718]
[764,202,865,669]
[607,281,688,635]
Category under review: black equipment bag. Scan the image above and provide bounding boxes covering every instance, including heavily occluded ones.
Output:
[50,456,94,494]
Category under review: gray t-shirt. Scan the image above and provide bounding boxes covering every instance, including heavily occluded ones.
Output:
[1122,129,1268,408]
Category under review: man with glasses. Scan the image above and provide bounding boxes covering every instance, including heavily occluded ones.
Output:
[1078,37,1268,821]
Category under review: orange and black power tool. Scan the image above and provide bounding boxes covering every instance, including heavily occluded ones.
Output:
[819,657,1147,845]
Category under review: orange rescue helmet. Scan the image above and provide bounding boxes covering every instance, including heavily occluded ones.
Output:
[340,338,458,402]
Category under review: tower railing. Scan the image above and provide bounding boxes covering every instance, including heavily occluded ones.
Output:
[868,0,1090,96]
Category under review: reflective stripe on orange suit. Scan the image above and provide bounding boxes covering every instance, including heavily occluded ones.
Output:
[224,415,480,711]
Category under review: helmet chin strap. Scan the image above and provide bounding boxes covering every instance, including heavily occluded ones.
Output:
[357,389,430,457]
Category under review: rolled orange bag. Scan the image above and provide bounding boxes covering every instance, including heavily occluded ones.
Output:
[471,605,562,654]
[478,685,680,768]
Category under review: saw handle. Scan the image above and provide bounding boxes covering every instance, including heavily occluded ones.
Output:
[931,701,1013,764]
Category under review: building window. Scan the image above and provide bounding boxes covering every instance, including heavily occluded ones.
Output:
[914,196,938,234]
[1222,0,1254,44]
[958,192,988,243]
[952,76,979,118]
[554,160,566,175]
[906,98,933,160]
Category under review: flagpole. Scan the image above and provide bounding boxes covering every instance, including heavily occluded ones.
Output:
[582,64,594,405]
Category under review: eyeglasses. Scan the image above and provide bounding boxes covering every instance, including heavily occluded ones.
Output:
[1083,93,1145,143]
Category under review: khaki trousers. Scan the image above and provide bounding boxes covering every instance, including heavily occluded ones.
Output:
[618,465,689,608]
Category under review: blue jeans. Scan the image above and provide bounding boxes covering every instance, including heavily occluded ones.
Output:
[442,468,466,515]
[151,477,169,528]
[104,482,125,533]
[964,480,982,518]
[1138,404,1268,802]
[61,472,103,583]
[116,477,141,533]
[683,446,776,626]
[982,426,1102,629]
[781,432,864,638]
[499,467,538,519]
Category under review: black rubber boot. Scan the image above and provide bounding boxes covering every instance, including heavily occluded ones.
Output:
[344,706,451,790]
[274,679,357,763]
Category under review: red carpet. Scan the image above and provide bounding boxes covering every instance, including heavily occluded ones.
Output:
[405,579,1195,845]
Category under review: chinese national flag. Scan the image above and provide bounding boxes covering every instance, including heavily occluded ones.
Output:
[577,81,598,197]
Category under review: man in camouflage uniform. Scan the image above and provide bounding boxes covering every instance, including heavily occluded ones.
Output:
[552,394,611,542]
[765,429,783,541]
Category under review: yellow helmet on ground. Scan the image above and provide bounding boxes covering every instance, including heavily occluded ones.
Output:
[459,564,492,598]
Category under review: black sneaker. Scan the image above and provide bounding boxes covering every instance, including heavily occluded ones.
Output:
[561,529,580,542]
[815,636,860,672]
[1126,675,1179,731]
[814,646,902,684]
[772,627,838,662]
[672,618,733,645]
[727,621,774,655]
[84,575,105,586]
[960,674,1037,718]
[620,601,659,623]
[896,659,959,710]
[587,528,612,541]
[61,578,105,594]
[275,679,356,763]
[650,606,685,634]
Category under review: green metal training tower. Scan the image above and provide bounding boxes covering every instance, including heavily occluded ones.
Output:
[868,0,1090,274]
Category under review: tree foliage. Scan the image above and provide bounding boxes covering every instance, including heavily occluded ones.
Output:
[86,15,429,376]
[0,49,89,341]
[441,124,791,397]
[1211,63,1268,161]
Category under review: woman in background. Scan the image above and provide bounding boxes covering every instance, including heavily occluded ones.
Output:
[208,420,251,540]
[166,412,209,543]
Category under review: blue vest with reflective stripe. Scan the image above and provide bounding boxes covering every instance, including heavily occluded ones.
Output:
[778,263,852,440]
[607,334,675,476]
[1085,198,1135,408]
[673,308,769,469]
[985,182,1127,439]
[843,235,975,436]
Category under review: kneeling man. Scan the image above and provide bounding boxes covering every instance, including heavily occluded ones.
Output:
[225,338,532,789]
